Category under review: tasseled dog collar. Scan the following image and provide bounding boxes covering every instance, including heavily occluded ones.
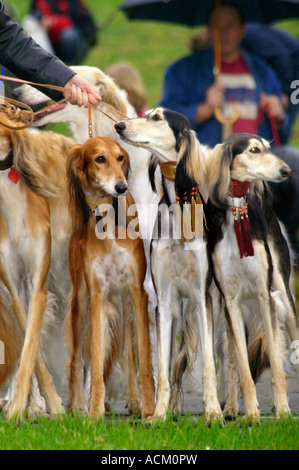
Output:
[86,195,113,216]
[0,150,20,183]
[228,178,254,258]
[175,185,208,242]
[159,161,177,182]
[159,160,207,243]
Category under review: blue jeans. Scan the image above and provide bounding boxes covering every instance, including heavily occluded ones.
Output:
[56,27,88,64]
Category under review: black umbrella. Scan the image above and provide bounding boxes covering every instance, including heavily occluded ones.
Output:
[119,0,299,26]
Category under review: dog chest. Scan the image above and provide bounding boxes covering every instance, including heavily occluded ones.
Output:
[91,241,133,292]
[213,223,269,299]
[152,238,208,298]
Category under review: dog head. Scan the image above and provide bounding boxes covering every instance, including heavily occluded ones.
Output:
[207,133,292,207]
[114,107,193,161]
[67,136,130,227]
[0,113,75,198]
[115,107,207,198]
[12,66,130,131]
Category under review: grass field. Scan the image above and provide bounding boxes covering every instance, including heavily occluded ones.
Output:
[3,0,299,452]
[0,413,299,450]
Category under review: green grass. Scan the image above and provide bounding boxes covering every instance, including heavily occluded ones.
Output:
[0,413,298,450]
[4,0,299,451]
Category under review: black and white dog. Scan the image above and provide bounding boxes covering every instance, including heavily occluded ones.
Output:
[115,108,223,423]
[205,134,298,419]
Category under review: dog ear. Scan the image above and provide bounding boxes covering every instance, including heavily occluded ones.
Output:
[95,76,127,117]
[120,146,131,179]
[11,128,59,197]
[67,144,90,228]
[148,154,159,194]
[175,129,207,200]
[206,142,232,208]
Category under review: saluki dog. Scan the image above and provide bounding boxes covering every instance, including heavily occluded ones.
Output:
[14,65,161,381]
[0,113,76,420]
[66,136,155,419]
[115,108,223,423]
[205,133,299,420]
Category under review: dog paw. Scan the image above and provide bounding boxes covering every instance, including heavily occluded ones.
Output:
[126,399,141,417]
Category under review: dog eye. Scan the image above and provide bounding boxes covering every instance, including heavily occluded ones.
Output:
[118,155,124,162]
[95,156,106,163]
[152,114,162,121]
[250,147,260,154]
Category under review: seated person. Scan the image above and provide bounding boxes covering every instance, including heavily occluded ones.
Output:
[159,2,289,147]
[31,0,98,64]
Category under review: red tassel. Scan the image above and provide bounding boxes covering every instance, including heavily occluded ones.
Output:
[240,215,254,257]
[234,217,246,258]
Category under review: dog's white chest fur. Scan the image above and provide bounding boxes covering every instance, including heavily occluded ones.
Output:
[213,216,266,300]
[92,241,132,294]
[151,238,208,304]
[0,173,27,242]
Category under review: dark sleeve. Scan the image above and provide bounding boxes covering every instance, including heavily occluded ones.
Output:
[0,1,76,101]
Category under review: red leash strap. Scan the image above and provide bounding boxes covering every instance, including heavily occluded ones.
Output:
[265,103,281,148]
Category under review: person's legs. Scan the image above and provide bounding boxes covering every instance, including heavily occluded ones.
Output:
[57,27,88,64]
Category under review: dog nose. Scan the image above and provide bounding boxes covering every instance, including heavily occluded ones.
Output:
[12,88,20,99]
[114,122,126,134]
[115,182,128,194]
[280,166,292,177]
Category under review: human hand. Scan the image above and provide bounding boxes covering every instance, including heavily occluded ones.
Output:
[63,74,101,107]
[260,92,284,125]
[40,16,53,30]
[206,83,225,108]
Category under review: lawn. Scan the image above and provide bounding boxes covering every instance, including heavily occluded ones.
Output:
[0,413,298,450]
[3,0,299,451]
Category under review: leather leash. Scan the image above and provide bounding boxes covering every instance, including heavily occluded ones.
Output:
[0,74,129,133]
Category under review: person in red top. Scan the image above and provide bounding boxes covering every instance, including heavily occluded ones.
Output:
[31,0,98,64]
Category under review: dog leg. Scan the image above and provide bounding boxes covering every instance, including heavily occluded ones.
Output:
[122,303,141,417]
[259,292,290,419]
[199,294,223,424]
[132,287,155,420]
[224,302,260,421]
[89,289,106,418]
[154,292,174,420]
[222,317,240,418]
[67,283,89,414]
[1,245,63,418]
[8,236,53,420]
[282,295,299,387]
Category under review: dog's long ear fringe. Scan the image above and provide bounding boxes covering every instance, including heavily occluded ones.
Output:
[148,154,159,194]
[175,129,207,200]
[67,146,90,231]
[206,142,232,209]
[120,147,131,180]
[11,129,59,198]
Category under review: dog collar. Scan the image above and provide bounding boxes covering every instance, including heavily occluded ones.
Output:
[228,179,254,259]
[86,195,113,215]
[0,150,20,183]
[159,161,177,182]
[228,178,250,197]
[0,149,13,171]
